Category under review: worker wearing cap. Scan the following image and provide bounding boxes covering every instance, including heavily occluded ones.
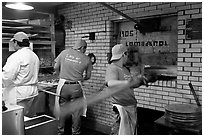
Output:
[105,44,145,135]
[54,39,92,135]
[2,32,40,117]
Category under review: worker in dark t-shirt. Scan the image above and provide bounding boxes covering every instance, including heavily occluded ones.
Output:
[54,39,92,135]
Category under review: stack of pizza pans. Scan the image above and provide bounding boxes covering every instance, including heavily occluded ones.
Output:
[165,104,202,128]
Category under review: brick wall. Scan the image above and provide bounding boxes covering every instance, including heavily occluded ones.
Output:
[57,2,202,130]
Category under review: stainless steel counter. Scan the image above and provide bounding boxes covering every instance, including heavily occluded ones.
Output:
[2,105,24,135]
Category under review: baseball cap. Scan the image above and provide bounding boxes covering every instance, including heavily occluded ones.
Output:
[72,39,87,49]
[10,32,29,42]
[110,44,127,61]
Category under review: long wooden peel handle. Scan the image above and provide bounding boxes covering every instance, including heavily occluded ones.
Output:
[60,84,130,117]
[40,89,68,101]
[189,83,201,106]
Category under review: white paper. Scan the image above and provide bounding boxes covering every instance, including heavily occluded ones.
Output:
[9,41,15,51]
[29,42,33,50]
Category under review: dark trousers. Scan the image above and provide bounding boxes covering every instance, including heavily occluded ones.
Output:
[64,115,72,135]
[59,83,83,135]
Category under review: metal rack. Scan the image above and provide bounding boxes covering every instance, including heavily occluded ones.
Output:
[2,12,55,68]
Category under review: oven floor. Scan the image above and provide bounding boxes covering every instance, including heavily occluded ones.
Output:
[81,128,107,135]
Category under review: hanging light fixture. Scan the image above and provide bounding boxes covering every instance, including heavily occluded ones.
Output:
[5,2,34,10]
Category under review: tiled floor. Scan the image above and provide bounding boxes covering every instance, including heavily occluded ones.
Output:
[81,128,107,135]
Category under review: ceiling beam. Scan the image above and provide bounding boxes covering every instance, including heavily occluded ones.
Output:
[99,2,141,25]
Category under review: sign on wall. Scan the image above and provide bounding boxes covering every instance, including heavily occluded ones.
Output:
[118,16,178,66]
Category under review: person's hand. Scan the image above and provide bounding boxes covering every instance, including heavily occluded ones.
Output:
[144,72,158,83]
[141,75,149,87]
[128,74,144,88]
[53,71,59,76]
[53,71,57,75]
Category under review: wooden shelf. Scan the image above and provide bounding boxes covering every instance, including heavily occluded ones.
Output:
[2,19,49,28]
[2,39,55,45]
[2,12,55,68]
[2,18,53,41]
[2,28,51,34]
[34,47,52,50]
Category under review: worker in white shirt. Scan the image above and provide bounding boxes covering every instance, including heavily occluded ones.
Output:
[2,32,40,117]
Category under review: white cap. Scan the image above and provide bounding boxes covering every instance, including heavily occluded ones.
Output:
[11,32,29,42]
[72,39,87,49]
[110,44,127,61]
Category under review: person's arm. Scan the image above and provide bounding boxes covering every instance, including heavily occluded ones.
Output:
[54,62,60,76]
[107,79,129,87]
[53,53,61,76]
[128,74,145,88]
[83,59,92,81]
[105,65,129,87]
[2,55,20,87]
[105,65,145,88]
[107,75,145,88]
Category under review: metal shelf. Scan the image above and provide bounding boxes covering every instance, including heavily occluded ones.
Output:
[2,39,55,45]
[2,12,55,68]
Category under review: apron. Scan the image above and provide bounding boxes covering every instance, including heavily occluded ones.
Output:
[54,78,66,120]
[113,104,137,135]
[53,79,87,120]
[3,83,38,106]
[78,81,87,117]
[3,86,17,105]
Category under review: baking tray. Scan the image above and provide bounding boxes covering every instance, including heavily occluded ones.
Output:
[165,104,201,114]
[165,113,202,120]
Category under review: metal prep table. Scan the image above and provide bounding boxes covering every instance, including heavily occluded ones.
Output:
[2,105,24,135]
